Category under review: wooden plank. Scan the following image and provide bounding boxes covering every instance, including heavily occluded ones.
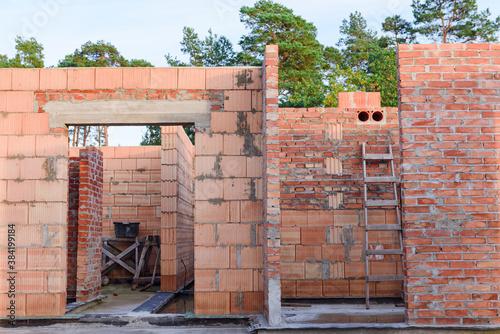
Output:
[364,176,397,183]
[363,153,393,160]
[366,224,401,231]
[366,199,399,207]
[367,274,404,282]
[366,249,403,255]
[102,248,136,274]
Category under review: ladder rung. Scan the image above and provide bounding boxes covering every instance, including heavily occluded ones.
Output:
[365,224,401,231]
[367,274,404,282]
[363,153,393,160]
[365,200,399,207]
[366,249,403,255]
[364,176,397,183]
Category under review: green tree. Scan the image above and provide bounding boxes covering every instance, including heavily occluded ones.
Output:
[325,12,398,107]
[412,0,500,42]
[58,40,128,67]
[239,0,325,107]
[0,36,44,68]
[165,27,236,67]
[382,15,416,46]
[140,126,162,146]
[140,125,195,146]
[129,59,154,67]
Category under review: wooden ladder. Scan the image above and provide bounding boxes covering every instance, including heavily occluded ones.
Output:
[362,143,404,309]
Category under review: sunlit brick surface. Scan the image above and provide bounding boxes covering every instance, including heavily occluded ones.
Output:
[398,43,500,326]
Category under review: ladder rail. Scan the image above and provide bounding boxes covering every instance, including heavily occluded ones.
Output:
[362,143,403,310]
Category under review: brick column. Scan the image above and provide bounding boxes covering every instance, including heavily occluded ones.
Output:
[398,43,500,326]
[263,45,281,326]
[76,147,103,302]
[67,157,80,300]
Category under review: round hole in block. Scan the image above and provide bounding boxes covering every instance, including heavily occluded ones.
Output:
[372,111,384,122]
[357,111,369,122]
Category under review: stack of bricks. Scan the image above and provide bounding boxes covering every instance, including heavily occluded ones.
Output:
[161,126,195,291]
[67,157,80,299]
[279,92,402,299]
[193,71,264,315]
[0,68,68,316]
[75,147,103,302]
[398,43,500,325]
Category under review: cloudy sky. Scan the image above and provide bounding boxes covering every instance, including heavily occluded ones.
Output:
[1,0,499,145]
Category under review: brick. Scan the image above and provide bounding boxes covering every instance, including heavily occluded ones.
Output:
[195,133,223,155]
[223,178,251,200]
[195,269,217,291]
[6,91,34,112]
[281,262,304,279]
[220,155,246,177]
[323,279,349,297]
[95,68,122,89]
[123,68,151,89]
[178,68,205,89]
[224,90,252,111]
[68,68,95,89]
[282,210,307,227]
[12,69,39,90]
[195,292,230,315]
[26,293,65,316]
[0,68,12,90]
[211,112,238,133]
[217,224,251,245]
[307,210,334,226]
[219,269,253,291]
[195,246,229,269]
[40,69,67,90]
[301,227,326,244]
[206,68,237,90]
[151,68,178,89]
[296,280,322,297]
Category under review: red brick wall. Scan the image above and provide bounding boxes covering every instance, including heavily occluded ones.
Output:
[280,92,402,298]
[76,147,103,302]
[161,126,195,291]
[67,157,80,299]
[398,43,500,326]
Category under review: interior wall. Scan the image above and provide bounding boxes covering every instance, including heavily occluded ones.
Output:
[279,92,402,298]
[161,126,195,291]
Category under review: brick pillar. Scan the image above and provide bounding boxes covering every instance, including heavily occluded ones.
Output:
[67,157,80,299]
[76,147,103,302]
[398,43,500,326]
[263,45,281,326]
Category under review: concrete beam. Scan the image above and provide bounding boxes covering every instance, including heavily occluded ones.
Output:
[45,99,211,128]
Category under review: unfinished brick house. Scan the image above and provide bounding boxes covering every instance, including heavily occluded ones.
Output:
[0,42,499,327]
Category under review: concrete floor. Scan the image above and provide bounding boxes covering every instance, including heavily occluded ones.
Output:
[77,284,156,315]
[282,303,405,324]
[0,324,248,334]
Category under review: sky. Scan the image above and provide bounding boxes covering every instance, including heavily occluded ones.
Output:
[1,0,499,145]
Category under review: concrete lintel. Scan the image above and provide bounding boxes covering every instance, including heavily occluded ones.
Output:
[45,99,211,128]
